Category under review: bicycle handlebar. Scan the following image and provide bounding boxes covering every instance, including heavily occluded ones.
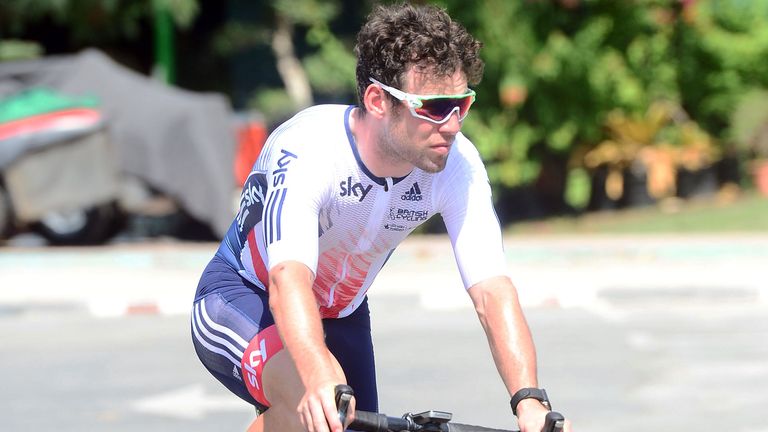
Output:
[350,409,518,431]
[336,385,565,432]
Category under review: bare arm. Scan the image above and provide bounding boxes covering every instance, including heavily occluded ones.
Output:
[467,275,551,431]
[268,260,347,432]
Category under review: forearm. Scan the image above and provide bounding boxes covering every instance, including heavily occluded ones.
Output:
[468,276,538,395]
[268,261,337,385]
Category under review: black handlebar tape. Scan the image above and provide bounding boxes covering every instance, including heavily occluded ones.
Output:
[446,424,515,432]
[350,411,414,432]
[543,412,565,432]
[350,410,536,432]
[334,384,355,426]
[349,411,391,432]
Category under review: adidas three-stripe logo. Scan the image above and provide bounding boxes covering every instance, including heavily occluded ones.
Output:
[401,182,422,201]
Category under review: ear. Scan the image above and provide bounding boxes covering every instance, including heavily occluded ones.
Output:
[362,83,388,119]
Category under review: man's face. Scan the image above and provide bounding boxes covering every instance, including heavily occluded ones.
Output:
[379,68,469,173]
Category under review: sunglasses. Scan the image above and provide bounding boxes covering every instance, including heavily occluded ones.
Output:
[369,77,476,124]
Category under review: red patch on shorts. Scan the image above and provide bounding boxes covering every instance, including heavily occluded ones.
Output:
[241,325,283,407]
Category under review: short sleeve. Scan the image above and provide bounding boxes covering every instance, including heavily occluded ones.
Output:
[435,137,507,288]
[261,130,330,275]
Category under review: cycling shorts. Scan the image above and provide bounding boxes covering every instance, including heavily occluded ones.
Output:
[191,255,379,414]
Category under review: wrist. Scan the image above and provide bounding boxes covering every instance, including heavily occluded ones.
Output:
[515,398,548,417]
[509,387,551,417]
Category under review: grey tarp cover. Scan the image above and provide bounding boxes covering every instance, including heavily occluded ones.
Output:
[0,49,237,237]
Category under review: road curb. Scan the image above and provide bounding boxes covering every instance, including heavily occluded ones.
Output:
[2,234,767,317]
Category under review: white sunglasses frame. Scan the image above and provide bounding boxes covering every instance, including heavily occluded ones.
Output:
[368,77,476,124]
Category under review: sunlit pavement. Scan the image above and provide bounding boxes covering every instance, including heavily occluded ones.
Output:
[1,233,766,316]
[1,234,767,432]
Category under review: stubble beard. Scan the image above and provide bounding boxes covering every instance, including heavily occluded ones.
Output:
[379,116,449,174]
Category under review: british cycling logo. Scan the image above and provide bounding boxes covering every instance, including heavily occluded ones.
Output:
[401,182,422,201]
[389,207,429,222]
[340,176,373,202]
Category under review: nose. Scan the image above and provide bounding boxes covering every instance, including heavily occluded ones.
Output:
[438,109,462,134]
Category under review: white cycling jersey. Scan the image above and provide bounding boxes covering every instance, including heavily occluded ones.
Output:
[216,104,507,318]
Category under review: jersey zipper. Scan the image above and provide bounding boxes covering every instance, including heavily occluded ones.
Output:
[356,177,393,252]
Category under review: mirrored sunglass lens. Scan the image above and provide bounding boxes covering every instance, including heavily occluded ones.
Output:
[416,96,473,120]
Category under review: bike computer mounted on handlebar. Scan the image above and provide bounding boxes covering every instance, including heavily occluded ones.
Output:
[335,384,566,432]
[411,410,452,425]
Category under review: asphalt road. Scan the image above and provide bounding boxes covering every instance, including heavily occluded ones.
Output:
[1,234,767,431]
[1,294,767,431]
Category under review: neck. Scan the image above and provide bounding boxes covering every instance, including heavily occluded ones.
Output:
[349,108,412,178]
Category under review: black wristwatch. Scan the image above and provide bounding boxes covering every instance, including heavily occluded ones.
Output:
[509,388,551,417]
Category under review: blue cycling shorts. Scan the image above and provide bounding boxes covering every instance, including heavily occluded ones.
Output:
[191,255,379,414]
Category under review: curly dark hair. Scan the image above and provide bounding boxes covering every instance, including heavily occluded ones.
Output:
[354,3,484,111]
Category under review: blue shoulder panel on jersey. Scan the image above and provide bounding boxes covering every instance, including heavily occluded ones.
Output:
[218,172,270,269]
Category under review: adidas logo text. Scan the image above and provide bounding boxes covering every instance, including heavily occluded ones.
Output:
[401,182,423,201]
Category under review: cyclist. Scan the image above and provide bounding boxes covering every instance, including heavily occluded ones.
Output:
[191,3,572,432]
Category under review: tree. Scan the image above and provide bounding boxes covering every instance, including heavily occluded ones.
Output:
[214,0,361,123]
[675,0,768,139]
[436,0,685,214]
[0,0,199,62]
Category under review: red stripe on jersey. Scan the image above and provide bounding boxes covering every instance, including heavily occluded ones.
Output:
[317,278,366,318]
[247,229,270,288]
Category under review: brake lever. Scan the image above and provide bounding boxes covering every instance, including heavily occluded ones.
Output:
[334,384,355,426]
[543,411,565,432]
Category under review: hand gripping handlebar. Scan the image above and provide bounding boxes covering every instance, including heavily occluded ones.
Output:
[335,385,565,432]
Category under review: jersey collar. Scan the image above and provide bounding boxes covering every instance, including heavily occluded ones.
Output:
[344,105,408,188]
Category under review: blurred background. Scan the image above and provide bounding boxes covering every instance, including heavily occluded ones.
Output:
[1,0,767,245]
[1,2,768,432]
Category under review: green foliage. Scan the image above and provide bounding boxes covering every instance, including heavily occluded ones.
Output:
[729,89,768,159]
[302,7,357,97]
[676,0,768,135]
[434,0,768,208]
[240,0,358,120]
[564,167,591,210]
[438,0,685,195]
[0,0,199,46]
[211,22,270,57]
[303,34,357,96]
[5,0,768,209]
[249,87,298,124]
[287,2,357,97]
[510,190,768,234]
[156,0,199,29]
[273,0,340,25]
[0,39,43,61]
[463,113,541,188]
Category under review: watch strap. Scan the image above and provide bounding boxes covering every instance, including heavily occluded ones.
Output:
[509,388,551,417]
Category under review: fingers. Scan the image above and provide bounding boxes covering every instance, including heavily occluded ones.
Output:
[562,418,573,432]
[322,389,344,432]
[298,394,330,432]
[297,388,348,432]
